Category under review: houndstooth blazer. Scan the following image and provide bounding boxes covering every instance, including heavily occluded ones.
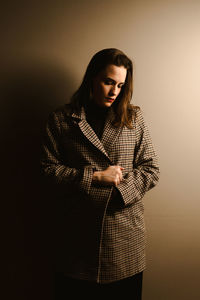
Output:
[40,103,160,284]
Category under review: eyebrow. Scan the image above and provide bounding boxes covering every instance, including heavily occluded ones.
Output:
[106,77,125,85]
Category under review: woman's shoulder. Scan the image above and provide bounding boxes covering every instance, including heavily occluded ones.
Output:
[50,103,74,119]
[129,104,147,129]
[129,104,141,121]
[131,104,140,114]
[44,104,72,130]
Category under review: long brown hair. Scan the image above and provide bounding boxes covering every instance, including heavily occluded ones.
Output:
[70,48,137,128]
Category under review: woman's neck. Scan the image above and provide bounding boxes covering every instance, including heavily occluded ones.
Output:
[85,101,110,116]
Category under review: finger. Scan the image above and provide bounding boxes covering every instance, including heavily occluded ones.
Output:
[114,164,124,168]
[117,168,124,179]
[116,174,121,185]
[112,177,117,186]
[114,179,119,187]
[116,165,124,169]
[118,172,122,181]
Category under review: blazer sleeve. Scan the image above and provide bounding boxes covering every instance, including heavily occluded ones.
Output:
[117,109,160,206]
[40,111,94,195]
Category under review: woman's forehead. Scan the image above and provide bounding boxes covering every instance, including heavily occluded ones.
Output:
[100,64,127,82]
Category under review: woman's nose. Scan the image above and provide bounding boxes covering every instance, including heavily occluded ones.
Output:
[110,85,117,95]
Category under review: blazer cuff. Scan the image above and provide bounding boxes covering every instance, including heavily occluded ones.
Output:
[116,179,136,206]
[79,165,94,195]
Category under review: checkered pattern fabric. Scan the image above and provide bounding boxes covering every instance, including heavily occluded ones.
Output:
[40,104,160,283]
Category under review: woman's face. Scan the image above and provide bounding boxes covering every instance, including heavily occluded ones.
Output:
[92,64,127,108]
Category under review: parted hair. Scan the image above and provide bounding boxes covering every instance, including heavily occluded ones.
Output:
[70,48,137,128]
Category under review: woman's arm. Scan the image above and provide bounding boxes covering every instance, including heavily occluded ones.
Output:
[116,109,160,206]
[40,111,94,195]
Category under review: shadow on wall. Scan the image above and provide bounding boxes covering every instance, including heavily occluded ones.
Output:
[2,58,75,300]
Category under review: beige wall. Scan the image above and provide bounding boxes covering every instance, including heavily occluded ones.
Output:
[2,0,200,299]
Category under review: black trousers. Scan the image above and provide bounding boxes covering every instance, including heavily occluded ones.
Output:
[54,272,143,299]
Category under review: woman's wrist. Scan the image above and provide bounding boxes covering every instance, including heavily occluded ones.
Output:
[92,171,101,183]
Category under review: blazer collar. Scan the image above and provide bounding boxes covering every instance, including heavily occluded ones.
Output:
[71,106,86,120]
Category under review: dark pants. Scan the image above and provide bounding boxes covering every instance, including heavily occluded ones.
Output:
[54,272,143,299]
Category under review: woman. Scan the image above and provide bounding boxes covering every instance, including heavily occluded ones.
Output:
[41,48,159,299]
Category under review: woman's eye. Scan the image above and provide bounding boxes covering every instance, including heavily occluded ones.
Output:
[104,80,124,88]
[104,80,113,85]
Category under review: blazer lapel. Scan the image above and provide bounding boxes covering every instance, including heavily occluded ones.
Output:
[79,120,110,159]
[71,107,111,160]
[101,108,122,155]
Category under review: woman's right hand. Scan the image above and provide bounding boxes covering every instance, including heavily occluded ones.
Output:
[92,165,124,187]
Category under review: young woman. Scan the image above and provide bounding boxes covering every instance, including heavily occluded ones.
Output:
[41,48,160,299]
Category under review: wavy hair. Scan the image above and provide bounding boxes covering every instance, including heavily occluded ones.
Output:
[70,48,137,128]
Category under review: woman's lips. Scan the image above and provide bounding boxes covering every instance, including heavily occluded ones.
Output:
[106,97,115,102]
